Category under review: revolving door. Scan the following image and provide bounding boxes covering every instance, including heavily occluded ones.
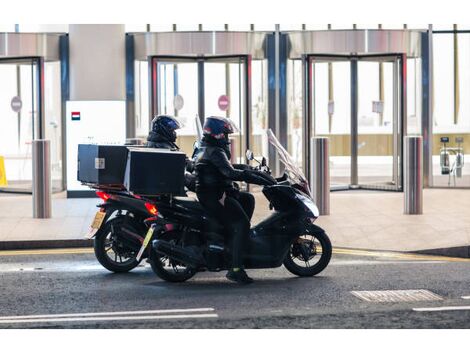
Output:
[304,53,407,191]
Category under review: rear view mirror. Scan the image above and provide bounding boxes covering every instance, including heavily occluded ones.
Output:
[245,150,254,161]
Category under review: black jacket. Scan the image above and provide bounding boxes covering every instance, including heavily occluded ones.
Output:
[146,132,177,149]
[194,143,257,197]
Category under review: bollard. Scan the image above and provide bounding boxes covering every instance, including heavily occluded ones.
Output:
[404,136,423,214]
[32,139,52,218]
[311,137,330,215]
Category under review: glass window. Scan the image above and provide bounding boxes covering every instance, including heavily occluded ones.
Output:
[0,24,15,31]
[125,24,147,32]
[17,24,68,32]
[287,59,303,168]
[432,32,470,187]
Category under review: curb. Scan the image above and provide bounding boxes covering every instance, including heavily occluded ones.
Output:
[0,239,93,251]
[412,246,470,259]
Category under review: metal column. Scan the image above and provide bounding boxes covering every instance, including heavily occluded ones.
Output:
[197,59,205,125]
[32,140,52,218]
[35,57,46,140]
[404,136,423,214]
[311,137,330,215]
[148,57,158,128]
[302,56,313,183]
[125,34,136,138]
[422,27,433,187]
[350,59,358,187]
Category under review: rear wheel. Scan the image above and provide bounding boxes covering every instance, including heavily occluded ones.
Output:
[283,230,332,277]
[148,230,196,283]
[94,216,143,273]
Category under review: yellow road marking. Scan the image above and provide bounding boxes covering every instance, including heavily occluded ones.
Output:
[333,248,470,263]
[0,247,94,256]
[0,246,469,263]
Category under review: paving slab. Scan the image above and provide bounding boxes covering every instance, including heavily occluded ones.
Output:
[0,189,469,256]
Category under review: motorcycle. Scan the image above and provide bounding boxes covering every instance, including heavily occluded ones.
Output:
[138,129,332,282]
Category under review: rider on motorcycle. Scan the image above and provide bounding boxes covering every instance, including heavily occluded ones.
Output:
[147,115,181,149]
[146,115,196,192]
[194,116,265,284]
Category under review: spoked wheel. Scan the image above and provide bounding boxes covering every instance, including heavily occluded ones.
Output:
[148,231,196,283]
[283,230,332,277]
[94,216,142,273]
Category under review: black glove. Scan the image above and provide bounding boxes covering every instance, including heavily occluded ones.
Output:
[242,170,277,186]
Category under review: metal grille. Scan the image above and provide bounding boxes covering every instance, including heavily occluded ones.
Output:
[351,289,443,303]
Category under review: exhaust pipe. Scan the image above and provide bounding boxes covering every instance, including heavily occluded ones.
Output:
[152,240,204,267]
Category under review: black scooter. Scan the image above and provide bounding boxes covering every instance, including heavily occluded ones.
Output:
[139,130,332,282]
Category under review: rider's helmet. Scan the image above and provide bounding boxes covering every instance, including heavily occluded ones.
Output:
[150,115,181,143]
[202,116,239,143]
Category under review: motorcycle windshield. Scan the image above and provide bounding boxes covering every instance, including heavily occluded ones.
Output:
[266,129,311,194]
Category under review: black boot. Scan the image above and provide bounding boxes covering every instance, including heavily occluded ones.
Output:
[226,269,254,284]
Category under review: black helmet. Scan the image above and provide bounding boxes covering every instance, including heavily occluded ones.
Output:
[202,116,239,140]
[150,115,181,143]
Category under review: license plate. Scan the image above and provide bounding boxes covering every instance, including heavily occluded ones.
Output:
[85,211,106,239]
[136,225,155,261]
[91,211,106,229]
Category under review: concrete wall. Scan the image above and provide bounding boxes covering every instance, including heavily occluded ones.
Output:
[69,24,125,101]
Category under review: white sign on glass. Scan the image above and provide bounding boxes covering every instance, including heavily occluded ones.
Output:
[328,101,335,115]
[173,94,184,111]
[372,101,384,114]
[11,96,22,113]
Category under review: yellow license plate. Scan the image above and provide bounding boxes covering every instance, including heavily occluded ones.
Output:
[90,211,106,230]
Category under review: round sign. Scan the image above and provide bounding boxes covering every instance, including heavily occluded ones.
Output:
[173,94,184,111]
[11,96,22,113]
[218,95,230,111]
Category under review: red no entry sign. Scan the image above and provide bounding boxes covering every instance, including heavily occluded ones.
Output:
[218,95,230,111]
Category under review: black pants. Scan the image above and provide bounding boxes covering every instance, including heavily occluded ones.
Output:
[236,191,255,221]
[197,191,250,269]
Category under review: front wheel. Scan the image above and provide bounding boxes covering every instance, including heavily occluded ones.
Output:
[283,230,332,277]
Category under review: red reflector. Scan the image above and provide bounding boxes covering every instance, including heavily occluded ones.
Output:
[96,191,111,202]
[145,202,158,216]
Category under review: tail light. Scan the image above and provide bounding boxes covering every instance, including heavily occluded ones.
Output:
[96,191,111,202]
[145,202,158,216]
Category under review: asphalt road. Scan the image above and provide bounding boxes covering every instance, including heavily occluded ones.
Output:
[0,248,469,328]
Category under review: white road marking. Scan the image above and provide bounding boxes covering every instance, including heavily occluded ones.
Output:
[0,313,218,324]
[413,306,470,312]
[462,296,470,300]
[330,260,445,266]
[351,289,443,303]
[0,307,215,321]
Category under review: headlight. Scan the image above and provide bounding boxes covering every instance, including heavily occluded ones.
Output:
[296,194,319,218]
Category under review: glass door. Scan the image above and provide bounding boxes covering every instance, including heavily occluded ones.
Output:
[0,58,38,193]
[310,56,351,190]
[307,54,406,191]
[150,55,251,162]
[356,55,404,191]
[151,57,199,156]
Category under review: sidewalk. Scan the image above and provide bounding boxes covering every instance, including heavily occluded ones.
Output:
[1,189,469,256]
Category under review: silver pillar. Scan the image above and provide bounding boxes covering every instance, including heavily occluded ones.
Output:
[311,137,330,215]
[32,140,52,218]
[404,136,423,215]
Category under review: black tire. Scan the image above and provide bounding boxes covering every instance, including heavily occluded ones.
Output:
[148,231,196,283]
[94,216,142,273]
[283,230,332,277]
